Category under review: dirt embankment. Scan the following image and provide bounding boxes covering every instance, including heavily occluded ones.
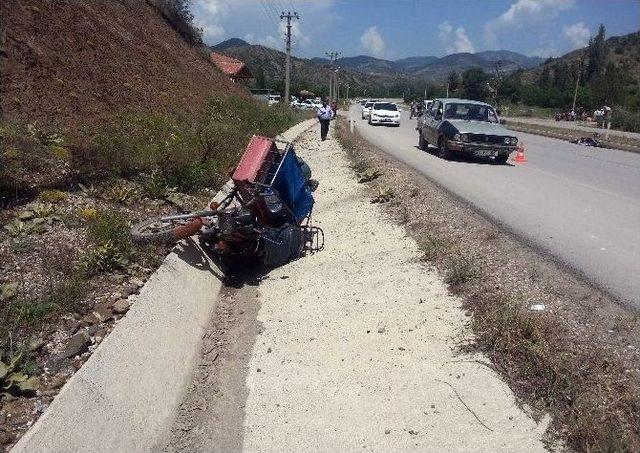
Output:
[0,0,244,132]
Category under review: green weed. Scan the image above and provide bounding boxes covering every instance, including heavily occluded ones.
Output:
[445,258,481,286]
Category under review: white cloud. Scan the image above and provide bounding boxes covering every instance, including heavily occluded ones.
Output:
[258,20,310,51]
[192,0,227,42]
[438,21,475,54]
[563,22,590,48]
[191,0,334,57]
[260,34,282,49]
[484,0,574,47]
[360,26,386,58]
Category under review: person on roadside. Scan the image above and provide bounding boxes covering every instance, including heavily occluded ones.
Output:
[330,101,338,119]
[316,99,333,141]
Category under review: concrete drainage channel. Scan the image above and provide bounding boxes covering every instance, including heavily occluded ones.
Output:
[11,119,318,453]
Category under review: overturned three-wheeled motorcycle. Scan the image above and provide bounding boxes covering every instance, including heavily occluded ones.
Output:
[131,135,323,267]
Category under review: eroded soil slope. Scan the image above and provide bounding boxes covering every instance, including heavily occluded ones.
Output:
[0,0,244,131]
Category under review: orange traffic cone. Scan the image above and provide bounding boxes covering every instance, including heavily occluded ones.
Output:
[513,142,527,163]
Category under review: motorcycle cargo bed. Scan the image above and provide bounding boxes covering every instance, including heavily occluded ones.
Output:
[232,135,283,186]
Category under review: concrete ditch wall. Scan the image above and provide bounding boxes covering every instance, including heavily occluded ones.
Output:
[11,118,318,453]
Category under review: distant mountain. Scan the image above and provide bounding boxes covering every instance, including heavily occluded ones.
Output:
[475,50,543,69]
[393,56,439,72]
[312,55,399,76]
[213,38,547,94]
[213,43,411,97]
[211,38,250,51]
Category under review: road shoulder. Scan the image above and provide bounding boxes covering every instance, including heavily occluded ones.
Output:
[337,118,640,451]
[164,123,548,452]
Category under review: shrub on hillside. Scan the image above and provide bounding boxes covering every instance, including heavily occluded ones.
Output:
[611,108,640,133]
[77,95,303,191]
[75,113,199,179]
[0,121,71,199]
[148,0,202,46]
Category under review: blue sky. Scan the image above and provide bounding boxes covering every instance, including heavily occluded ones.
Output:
[192,0,640,60]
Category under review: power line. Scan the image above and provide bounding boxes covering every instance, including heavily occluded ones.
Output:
[259,0,280,29]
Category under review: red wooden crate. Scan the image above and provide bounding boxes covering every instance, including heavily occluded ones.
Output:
[232,135,277,184]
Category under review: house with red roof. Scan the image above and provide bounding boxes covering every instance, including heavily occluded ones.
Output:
[209,52,253,84]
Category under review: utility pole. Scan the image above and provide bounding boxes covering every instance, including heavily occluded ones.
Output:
[446,83,449,98]
[326,51,341,101]
[572,59,582,114]
[280,11,299,103]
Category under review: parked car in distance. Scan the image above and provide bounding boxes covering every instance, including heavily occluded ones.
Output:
[368,102,401,126]
[362,100,380,119]
[310,99,323,109]
[417,98,517,164]
[268,94,281,106]
[292,99,320,111]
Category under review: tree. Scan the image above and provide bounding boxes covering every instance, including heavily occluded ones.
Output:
[552,61,571,91]
[152,0,202,45]
[460,68,490,101]
[254,67,266,89]
[447,70,459,93]
[539,65,552,88]
[586,24,607,82]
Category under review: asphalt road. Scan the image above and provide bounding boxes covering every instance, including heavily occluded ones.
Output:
[349,105,640,308]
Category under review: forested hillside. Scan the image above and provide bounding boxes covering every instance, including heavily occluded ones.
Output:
[499,28,640,130]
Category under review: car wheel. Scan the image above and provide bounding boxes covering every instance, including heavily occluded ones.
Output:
[361,115,365,119]
[368,119,372,125]
[418,131,428,150]
[438,136,452,160]
[494,153,509,164]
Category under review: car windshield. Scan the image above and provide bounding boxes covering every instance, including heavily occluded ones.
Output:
[443,103,498,123]
[373,103,397,111]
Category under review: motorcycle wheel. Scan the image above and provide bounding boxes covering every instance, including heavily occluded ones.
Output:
[130,217,203,245]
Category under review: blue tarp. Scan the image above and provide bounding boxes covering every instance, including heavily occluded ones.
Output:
[272,149,314,222]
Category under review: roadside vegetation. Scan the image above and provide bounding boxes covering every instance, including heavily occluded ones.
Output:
[403,28,640,133]
[336,119,640,452]
[0,94,306,447]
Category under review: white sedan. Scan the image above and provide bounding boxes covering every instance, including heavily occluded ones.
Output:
[368,102,401,126]
[292,99,317,110]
